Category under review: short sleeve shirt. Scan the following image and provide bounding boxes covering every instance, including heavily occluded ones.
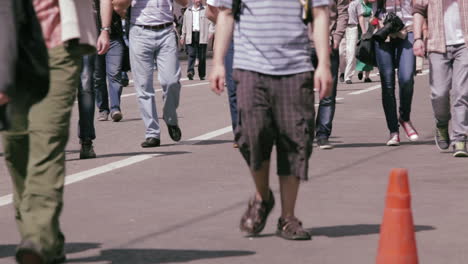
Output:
[207,0,221,7]
[219,0,329,76]
[131,0,174,25]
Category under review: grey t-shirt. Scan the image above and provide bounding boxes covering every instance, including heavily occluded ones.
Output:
[348,0,360,26]
[131,0,174,25]
[220,0,329,76]
[443,0,465,45]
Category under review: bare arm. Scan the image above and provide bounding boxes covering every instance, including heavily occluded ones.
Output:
[413,13,425,57]
[312,5,332,99]
[112,0,131,17]
[175,0,188,7]
[97,0,113,54]
[206,4,219,23]
[209,7,234,95]
[358,15,366,33]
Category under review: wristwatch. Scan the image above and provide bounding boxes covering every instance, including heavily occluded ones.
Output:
[100,27,111,33]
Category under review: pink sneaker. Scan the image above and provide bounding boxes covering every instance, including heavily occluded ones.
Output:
[399,119,419,141]
[387,132,400,146]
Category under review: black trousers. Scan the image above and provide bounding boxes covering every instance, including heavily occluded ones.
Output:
[186,32,207,78]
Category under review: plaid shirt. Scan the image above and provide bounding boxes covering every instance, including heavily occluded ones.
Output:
[413,0,468,53]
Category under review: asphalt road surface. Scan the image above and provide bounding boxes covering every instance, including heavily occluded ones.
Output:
[1,59,468,264]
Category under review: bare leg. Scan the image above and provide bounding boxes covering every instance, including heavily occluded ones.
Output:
[279,175,300,218]
[251,161,271,201]
[365,71,371,78]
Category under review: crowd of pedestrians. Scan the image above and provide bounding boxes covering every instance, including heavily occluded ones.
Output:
[0,0,467,263]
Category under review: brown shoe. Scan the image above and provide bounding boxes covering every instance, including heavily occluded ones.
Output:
[239,189,275,236]
[276,216,311,240]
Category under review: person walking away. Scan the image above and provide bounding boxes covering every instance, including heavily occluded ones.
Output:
[373,0,419,146]
[413,0,468,157]
[1,0,97,263]
[206,0,239,148]
[181,0,211,81]
[355,0,374,83]
[113,0,189,148]
[210,0,332,240]
[310,0,349,149]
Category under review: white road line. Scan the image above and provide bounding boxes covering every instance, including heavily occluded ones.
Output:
[348,84,381,95]
[0,125,232,207]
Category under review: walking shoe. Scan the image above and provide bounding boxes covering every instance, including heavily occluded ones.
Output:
[358,71,363,80]
[16,240,45,264]
[200,76,205,80]
[141,137,161,148]
[276,216,311,240]
[111,110,123,122]
[345,80,352,84]
[435,126,450,150]
[317,137,333,149]
[240,189,275,236]
[339,73,345,83]
[97,111,109,121]
[364,77,372,83]
[187,72,194,80]
[80,139,96,159]
[386,132,400,146]
[453,141,468,157]
[399,118,419,141]
[167,124,182,142]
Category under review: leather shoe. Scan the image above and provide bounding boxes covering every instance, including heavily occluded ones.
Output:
[141,137,160,148]
[167,125,182,142]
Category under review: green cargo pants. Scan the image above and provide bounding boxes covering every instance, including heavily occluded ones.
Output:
[2,45,81,262]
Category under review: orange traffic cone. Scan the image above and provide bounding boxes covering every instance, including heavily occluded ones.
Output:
[376,168,419,264]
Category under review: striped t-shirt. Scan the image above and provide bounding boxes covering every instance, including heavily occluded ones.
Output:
[220,0,329,76]
[131,0,174,25]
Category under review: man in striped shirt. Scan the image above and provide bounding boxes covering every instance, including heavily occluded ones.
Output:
[210,0,332,240]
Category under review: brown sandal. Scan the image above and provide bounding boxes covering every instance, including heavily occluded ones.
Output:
[276,216,311,240]
[239,189,275,236]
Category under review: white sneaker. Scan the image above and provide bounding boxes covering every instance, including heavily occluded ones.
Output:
[386,132,400,146]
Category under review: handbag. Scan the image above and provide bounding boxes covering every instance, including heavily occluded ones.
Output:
[356,22,377,67]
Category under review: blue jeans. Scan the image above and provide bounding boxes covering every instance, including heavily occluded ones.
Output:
[375,32,415,133]
[78,54,96,140]
[311,48,340,139]
[225,41,237,132]
[129,25,181,139]
[95,38,124,114]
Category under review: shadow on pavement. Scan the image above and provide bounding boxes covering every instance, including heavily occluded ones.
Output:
[0,242,100,259]
[67,248,255,264]
[308,224,435,237]
[66,151,190,162]
[333,140,434,149]
[193,139,234,146]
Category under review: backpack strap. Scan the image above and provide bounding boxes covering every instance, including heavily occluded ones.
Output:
[232,0,242,21]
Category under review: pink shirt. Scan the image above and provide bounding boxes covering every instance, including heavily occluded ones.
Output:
[33,0,62,49]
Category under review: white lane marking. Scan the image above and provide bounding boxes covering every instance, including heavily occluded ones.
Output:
[119,82,209,99]
[0,125,233,207]
[348,84,381,95]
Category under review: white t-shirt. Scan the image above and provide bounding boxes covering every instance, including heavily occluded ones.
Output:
[192,6,200,31]
[443,0,465,45]
[206,0,221,7]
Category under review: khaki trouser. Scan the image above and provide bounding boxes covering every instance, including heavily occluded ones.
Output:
[2,45,81,262]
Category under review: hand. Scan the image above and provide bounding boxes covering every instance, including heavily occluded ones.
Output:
[332,39,340,51]
[314,64,333,100]
[209,64,226,95]
[180,38,185,46]
[97,31,110,55]
[413,39,426,57]
[0,93,10,105]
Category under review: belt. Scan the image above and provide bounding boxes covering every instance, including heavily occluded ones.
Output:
[136,22,173,31]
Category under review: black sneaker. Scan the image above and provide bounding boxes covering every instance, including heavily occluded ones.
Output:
[339,73,345,83]
[364,77,372,83]
[345,80,352,84]
[80,139,96,159]
[435,126,450,150]
[167,124,182,142]
[187,72,194,80]
[141,137,161,148]
[453,140,468,157]
[317,137,333,149]
[358,71,363,80]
